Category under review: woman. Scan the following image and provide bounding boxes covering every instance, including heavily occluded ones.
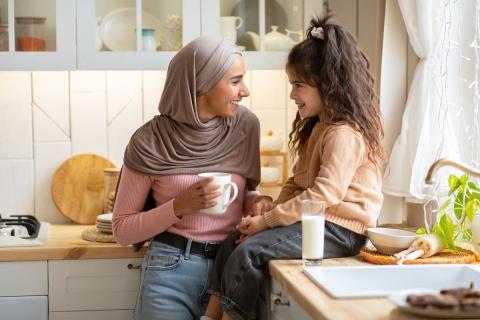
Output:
[112,36,264,320]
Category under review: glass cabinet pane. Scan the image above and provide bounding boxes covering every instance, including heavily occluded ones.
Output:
[0,0,8,51]
[143,0,182,51]
[220,0,304,52]
[95,0,182,52]
[221,0,258,51]
[14,0,56,52]
[265,0,303,51]
[95,0,137,52]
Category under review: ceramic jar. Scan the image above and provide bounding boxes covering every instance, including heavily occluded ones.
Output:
[260,130,283,152]
[261,163,281,183]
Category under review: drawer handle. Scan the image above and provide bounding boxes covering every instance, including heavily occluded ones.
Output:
[271,292,290,306]
[127,263,141,270]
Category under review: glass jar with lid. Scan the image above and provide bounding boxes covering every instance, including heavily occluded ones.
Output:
[15,16,47,51]
[0,24,8,51]
[103,167,120,213]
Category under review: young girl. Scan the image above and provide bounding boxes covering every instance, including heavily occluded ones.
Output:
[202,15,385,320]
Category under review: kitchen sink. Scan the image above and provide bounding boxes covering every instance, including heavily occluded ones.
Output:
[303,264,480,298]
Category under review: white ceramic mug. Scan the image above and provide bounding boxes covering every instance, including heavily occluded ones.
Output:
[198,172,239,215]
[219,16,243,44]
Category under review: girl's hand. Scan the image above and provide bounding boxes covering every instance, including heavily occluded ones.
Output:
[247,196,275,216]
[235,215,268,244]
[173,177,222,217]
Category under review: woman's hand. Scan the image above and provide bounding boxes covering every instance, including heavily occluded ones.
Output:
[173,177,222,217]
[247,195,275,216]
[235,215,269,244]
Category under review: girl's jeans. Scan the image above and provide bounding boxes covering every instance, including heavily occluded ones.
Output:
[209,221,367,320]
[134,240,214,320]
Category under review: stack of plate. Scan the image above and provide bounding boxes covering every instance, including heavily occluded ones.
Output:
[96,213,113,234]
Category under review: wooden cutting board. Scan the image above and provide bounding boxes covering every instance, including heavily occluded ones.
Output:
[51,154,116,224]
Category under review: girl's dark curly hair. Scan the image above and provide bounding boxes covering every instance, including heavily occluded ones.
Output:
[287,15,384,166]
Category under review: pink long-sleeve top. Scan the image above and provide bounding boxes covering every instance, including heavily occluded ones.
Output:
[112,166,259,245]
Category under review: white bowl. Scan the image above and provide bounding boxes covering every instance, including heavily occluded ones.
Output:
[367,227,417,255]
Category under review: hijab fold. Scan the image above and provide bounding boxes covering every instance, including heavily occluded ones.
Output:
[124,36,260,190]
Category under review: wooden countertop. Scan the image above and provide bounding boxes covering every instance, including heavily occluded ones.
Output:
[0,225,146,261]
[269,259,424,320]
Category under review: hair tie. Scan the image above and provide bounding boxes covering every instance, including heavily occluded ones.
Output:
[311,27,325,40]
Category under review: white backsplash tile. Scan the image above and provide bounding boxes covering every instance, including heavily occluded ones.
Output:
[106,71,142,123]
[70,92,107,157]
[33,104,70,142]
[251,70,286,109]
[0,72,31,105]
[143,71,166,121]
[34,142,72,223]
[32,72,70,139]
[0,159,34,214]
[107,98,142,167]
[0,72,33,159]
[70,71,106,92]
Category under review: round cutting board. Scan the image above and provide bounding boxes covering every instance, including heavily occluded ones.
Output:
[51,154,116,224]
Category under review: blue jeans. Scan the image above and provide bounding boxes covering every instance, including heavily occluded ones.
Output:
[134,240,214,320]
[209,221,367,320]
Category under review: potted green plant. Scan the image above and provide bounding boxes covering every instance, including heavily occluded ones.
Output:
[417,174,480,250]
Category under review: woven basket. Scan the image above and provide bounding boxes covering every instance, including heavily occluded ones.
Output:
[360,247,476,265]
[81,227,115,243]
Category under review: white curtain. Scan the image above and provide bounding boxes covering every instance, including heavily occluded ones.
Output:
[383,0,461,198]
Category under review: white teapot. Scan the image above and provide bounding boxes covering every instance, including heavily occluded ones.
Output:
[265,26,301,51]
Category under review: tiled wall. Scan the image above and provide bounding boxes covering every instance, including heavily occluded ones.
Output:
[0,70,292,223]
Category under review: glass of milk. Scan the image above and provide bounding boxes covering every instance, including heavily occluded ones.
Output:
[301,199,325,266]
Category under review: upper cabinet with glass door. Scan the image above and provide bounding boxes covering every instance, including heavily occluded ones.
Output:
[76,0,200,69]
[0,0,75,70]
[201,0,323,69]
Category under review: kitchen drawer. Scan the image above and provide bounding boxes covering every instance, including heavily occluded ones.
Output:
[270,279,311,320]
[0,261,47,296]
[50,310,134,320]
[0,296,48,320]
[49,258,142,311]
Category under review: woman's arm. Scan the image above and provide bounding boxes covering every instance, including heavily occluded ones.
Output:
[112,166,181,245]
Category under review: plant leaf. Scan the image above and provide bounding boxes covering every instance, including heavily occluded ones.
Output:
[437,199,451,215]
[454,192,465,220]
[448,175,460,195]
[466,199,477,223]
[416,227,427,235]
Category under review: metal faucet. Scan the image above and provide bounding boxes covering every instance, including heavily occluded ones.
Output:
[425,158,480,184]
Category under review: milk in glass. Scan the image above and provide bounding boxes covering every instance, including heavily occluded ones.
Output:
[301,200,325,266]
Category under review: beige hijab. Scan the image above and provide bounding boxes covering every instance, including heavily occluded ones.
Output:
[124,36,260,190]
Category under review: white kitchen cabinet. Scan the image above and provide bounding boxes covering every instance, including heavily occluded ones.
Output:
[0,261,47,296]
[0,261,48,320]
[76,0,200,70]
[49,310,134,320]
[270,278,311,320]
[49,258,143,313]
[0,0,76,70]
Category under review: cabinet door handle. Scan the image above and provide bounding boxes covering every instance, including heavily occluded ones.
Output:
[127,263,141,270]
[271,292,290,306]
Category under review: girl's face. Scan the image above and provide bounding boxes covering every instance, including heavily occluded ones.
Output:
[197,56,250,120]
[287,70,322,119]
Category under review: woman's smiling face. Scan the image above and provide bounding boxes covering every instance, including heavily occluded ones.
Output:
[287,69,323,119]
[196,56,250,120]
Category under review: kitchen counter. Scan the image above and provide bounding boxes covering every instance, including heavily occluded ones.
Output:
[269,259,424,320]
[0,225,146,261]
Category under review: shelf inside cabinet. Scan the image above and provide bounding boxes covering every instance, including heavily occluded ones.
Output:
[260,150,287,188]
